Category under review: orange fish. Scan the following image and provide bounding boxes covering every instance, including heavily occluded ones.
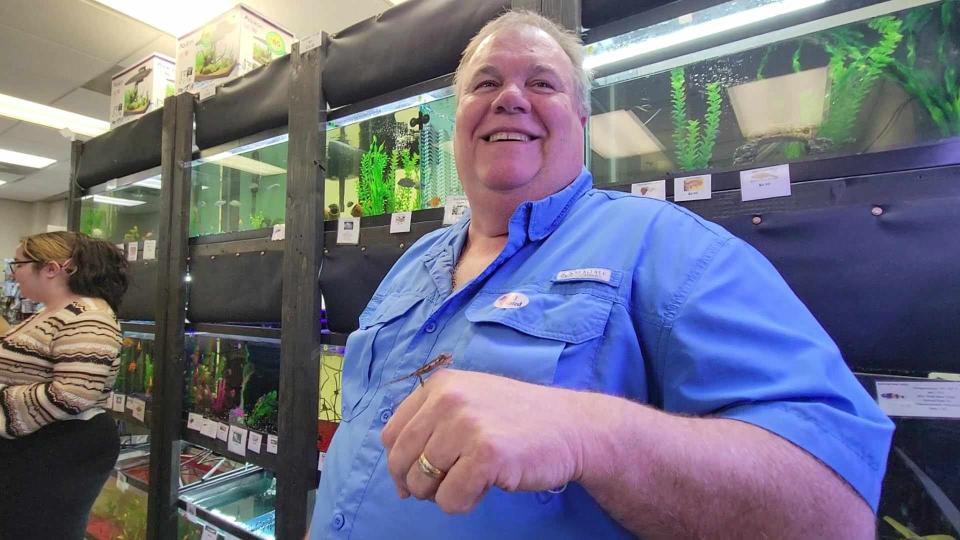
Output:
[428,196,442,207]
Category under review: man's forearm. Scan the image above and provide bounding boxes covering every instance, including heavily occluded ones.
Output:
[571,392,875,540]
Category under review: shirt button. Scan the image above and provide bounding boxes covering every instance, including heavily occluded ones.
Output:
[424,322,437,333]
[379,407,393,423]
[332,513,345,530]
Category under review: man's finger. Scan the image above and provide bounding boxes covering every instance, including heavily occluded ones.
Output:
[434,454,492,514]
[381,379,429,449]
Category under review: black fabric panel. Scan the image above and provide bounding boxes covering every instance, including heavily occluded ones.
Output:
[319,221,443,333]
[581,0,676,29]
[77,109,163,188]
[195,55,291,151]
[324,0,510,108]
[118,260,158,321]
[187,250,282,323]
[715,196,960,374]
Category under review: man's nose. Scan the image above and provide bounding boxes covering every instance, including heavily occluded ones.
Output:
[492,83,530,114]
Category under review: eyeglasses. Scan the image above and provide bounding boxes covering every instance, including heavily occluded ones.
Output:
[6,259,35,273]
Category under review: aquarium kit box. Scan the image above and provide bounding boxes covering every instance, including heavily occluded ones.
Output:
[175,4,294,96]
[109,54,175,128]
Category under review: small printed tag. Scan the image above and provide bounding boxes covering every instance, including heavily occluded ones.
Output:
[201,418,219,438]
[112,393,127,412]
[142,240,157,260]
[876,380,960,418]
[337,217,360,245]
[216,422,230,442]
[198,85,216,101]
[493,292,529,309]
[555,268,612,283]
[740,164,791,201]
[227,425,248,456]
[267,434,279,454]
[201,525,218,540]
[673,174,712,202]
[390,212,412,234]
[248,431,263,453]
[127,243,138,262]
[443,196,470,226]
[186,502,197,517]
[271,223,285,240]
[299,33,323,54]
[129,398,146,422]
[187,413,203,431]
[116,472,129,492]
[318,451,326,471]
[631,180,666,200]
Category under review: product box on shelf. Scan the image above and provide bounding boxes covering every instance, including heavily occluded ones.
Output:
[175,4,294,96]
[109,54,175,128]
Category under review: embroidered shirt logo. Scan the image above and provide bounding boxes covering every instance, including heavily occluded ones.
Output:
[555,268,612,283]
[494,292,529,309]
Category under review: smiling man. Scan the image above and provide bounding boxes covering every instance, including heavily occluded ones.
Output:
[308,11,892,539]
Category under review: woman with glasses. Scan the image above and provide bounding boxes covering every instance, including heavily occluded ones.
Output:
[0,231,128,540]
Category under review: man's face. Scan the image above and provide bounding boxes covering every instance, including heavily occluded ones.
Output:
[454,25,586,202]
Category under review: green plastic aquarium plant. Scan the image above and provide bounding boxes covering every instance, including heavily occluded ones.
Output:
[670,67,723,171]
[393,148,421,212]
[246,390,279,433]
[123,87,149,113]
[815,16,903,148]
[886,0,960,137]
[249,211,266,229]
[358,135,397,216]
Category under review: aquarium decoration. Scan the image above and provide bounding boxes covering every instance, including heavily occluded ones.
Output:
[358,135,397,216]
[670,67,723,171]
[246,390,279,434]
[394,148,421,212]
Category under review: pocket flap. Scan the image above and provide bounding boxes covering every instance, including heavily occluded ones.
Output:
[465,291,611,344]
[358,293,422,329]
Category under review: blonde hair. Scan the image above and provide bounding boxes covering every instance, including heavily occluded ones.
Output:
[21,231,75,267]
[453,10,593,117]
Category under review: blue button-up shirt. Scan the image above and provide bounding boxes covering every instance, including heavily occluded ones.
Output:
[310,169,892,539]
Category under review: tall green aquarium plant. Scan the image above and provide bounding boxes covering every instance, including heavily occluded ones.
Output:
[393,148,420,212]
[670,67,723,171]
[358,135,396,216]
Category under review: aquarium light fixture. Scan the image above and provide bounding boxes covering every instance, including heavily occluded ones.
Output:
[133,176,163,189]
[584,0,828,70]
[0,93,109,138]
[82,194,146,207]
[0,148,56,169]
[91,0,237,37]
[589,110,665,159]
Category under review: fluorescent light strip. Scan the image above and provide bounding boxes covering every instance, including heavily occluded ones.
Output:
[83,194,146,207]
[0,93,109,138]
[91,0,237,37]
[584,0,828,70]
[203,154,287,176]
[0,148,56,168]
[133,176,163,189]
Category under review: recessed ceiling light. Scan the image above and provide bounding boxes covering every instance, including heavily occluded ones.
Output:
[91,0,239,36]
[0,148,57,169]
[0,93,109,138]
[385,0,409,5]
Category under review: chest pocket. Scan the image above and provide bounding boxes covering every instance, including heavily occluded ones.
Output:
[462,291,612,386]
[342,293,422,421]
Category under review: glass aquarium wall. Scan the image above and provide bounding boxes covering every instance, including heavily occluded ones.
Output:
[318,344,344,452]
[184,334,281,435]
[180,469,277,540]
[190,135,288,237]
[324,88,463,220]
[79,172,162,244]
[586,0,960,184]
[116,331,156,405]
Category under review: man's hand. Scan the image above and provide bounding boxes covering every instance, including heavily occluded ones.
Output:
[380,369,586,513]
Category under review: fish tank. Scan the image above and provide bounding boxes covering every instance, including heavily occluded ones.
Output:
[324,87,463,220]
[190,134,288,237]
[318,344,344,452]
[86,444,248,540]
[586,0,960,184]
[184,333,280,435]
[179,469,277,540]
[115,331,156,406]
[78,169,162,244]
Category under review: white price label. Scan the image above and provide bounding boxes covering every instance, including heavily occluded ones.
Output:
[337,217,360,245]
[112,393,126,412]
[673,174,712,202]
[631,180,666,200]
[443,196,470,226]
[201,418,219,438]
[187,413,203,431]
[142,240,157,260]
[216,422,230,442]
[201,525,218,540]
[267,434,279,454]
[318,451,326,471]
[271,223,285,240]
[186,502,197,517]
[127,242,138,262]
[390,212,412,234]
[876,380,960,418]
[116,472,129,492]
[129,398,146,422]
[198,85,216,101]
[227,425,248,456]
[248,431,263,454]
[299,33,323,54]
[740,164,791,202]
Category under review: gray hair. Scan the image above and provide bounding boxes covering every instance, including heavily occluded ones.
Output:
[453,10,593,117]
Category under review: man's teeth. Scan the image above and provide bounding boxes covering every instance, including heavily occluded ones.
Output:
[488,132,531,142]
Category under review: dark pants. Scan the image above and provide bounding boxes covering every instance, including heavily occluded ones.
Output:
[0,412,120,540]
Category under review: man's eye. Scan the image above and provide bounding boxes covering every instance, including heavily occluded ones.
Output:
[531,80,555,89]
[475,80,498,89]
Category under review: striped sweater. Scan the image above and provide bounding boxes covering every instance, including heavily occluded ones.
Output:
[0,297,122,439]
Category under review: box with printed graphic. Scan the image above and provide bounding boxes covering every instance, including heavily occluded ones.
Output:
[109,54,175,128]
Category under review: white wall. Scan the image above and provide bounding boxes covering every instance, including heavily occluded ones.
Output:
[0,198,68,258]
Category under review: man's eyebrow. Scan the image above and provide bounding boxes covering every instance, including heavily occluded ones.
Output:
[470,64,566,83]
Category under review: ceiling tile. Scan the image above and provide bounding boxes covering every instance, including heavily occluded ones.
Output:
[52,88,112,121]
[118,35,176,68]
[0,161,71,202]
[0,123,72,161]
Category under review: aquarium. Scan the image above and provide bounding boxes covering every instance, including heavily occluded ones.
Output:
[190,134,288,237]
[324,88,463,219]
[586,0,960,184]
[115,331,156,406]
[318,344,344,452]
[184,333,281,435]
[179,469,278,540]
[79,169,162,245]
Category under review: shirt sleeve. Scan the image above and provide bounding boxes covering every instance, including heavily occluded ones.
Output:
[0,312,121,439]
[655,236,893,511]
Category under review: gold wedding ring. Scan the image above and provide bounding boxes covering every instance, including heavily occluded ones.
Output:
[417,452,446,480]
